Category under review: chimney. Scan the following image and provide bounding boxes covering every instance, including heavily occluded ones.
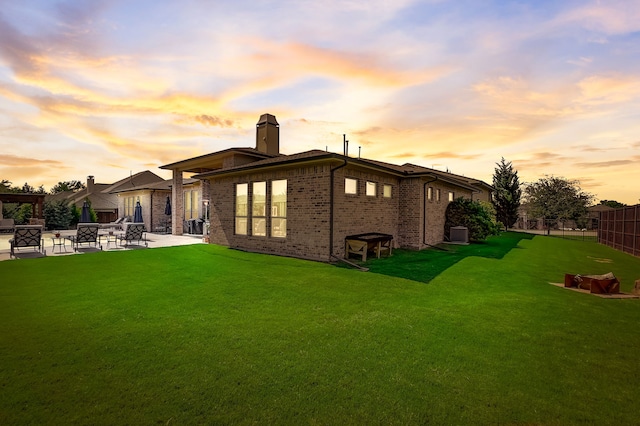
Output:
[87,175,95,193]
[256,113,279,155]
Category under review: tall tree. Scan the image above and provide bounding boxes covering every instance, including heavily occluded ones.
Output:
[524,176,594,229]
[599,200,626,208]
[50,180,85,194]
[492,157,521,229]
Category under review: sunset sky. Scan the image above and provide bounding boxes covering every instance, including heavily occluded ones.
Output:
[1,0,639,204]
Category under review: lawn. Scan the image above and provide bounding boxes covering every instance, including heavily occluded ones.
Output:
[1,233,640,425]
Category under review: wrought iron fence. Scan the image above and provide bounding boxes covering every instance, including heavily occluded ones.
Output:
[511,219,598,242]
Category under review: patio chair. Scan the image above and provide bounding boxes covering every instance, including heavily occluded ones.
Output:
[9,225,45,258]
[117,223,148,247]
[66,223,102,252]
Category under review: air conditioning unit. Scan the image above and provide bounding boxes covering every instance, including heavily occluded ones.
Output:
[450,226,469,244]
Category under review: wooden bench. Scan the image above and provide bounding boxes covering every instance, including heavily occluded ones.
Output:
[345,233,393,262]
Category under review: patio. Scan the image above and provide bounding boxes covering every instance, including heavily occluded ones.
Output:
[0,229,204,261]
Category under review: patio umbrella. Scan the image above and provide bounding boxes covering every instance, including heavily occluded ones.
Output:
[80,200,91,223]
[133,201,143,223]
[164,196,171,216]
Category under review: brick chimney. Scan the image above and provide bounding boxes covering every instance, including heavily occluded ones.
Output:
[256,113,279,155]
[87,175,95,193]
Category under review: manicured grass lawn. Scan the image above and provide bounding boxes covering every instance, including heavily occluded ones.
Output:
[1,233,640,424]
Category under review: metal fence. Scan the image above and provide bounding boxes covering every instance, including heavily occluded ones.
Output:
[512,227,598,242]
[599,205,640,257]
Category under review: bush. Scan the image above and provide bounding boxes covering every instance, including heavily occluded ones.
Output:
[43,200,73,230]
[445,198,501,241]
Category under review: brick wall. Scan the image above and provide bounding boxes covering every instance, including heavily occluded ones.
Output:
[206,161,474,261]
[208,165,333,261]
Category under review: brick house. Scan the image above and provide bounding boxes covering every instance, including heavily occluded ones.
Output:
[162,114,492,262]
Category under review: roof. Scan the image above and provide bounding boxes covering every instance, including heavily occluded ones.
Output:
[192,150,483,192]
[159,147,279,173]
[108,177,199,194]
[101,170,165,194]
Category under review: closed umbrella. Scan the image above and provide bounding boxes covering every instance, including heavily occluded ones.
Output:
[133,201,143,223]
[164,196,171,216]
[80,200,92,223]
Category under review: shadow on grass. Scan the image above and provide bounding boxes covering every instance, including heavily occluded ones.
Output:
[359,231,536,284]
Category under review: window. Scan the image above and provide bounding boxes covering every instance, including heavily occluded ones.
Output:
[448,191,455,202]
[124,196,135,217]
[427,187,433,201]
[436,189,441,202]
[383,184,392,198]
[235,183,248,235]
[366,181,376,197]
[345,178,357,194]
[252,181,266,236]
[271,180,287,238]
[184,190,199,220]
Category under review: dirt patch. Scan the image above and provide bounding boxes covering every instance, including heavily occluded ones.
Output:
[549,282,639,299]
[587,256,613,264]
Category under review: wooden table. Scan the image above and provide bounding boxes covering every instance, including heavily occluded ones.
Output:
[345,233,393,262]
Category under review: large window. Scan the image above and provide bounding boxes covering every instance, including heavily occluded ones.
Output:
[252,181,266,236]
[345,178,357,194]
[184,190,199,220]
[271,180,287,238]
[235,183,248,235]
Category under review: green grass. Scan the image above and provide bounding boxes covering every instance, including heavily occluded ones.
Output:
[1,233,640,424]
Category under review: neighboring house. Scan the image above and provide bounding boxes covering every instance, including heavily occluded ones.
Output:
[46,176,118,223]
[102,171,166,232]
[161,114,493,262]
[107,176,203,234]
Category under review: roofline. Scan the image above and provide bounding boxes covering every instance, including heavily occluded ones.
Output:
[191,152,480,192]
[159,147,275,170]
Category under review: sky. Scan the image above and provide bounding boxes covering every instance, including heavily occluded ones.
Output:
[1,0,639,204]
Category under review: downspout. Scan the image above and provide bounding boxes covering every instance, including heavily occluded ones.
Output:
[150,190,154,232]
[329,158,348,259]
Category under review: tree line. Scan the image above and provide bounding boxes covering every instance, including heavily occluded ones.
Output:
[1,179,94,229]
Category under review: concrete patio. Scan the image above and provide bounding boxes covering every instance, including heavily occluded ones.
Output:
[0,230,205,261]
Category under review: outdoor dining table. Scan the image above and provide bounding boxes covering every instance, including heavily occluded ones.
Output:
[345,233,393,262]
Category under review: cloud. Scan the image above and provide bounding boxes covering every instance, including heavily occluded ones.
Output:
[575,158,639,168]
[0,154,61,167]
[554,1,640,35]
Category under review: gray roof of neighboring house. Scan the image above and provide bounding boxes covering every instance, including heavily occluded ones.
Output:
[101,170,165,194]
[107,177,199,194]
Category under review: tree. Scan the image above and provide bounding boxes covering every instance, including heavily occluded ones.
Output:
[492,157,521,229]
[50,180,85,194]
[599,200,626,209]
[0,179,12,193]
[524,176,594,231]
[445,197,501,241]
[43,200,73,230]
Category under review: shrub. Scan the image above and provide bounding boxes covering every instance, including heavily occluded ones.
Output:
[43,200,73,230]
[445,198,501,241]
